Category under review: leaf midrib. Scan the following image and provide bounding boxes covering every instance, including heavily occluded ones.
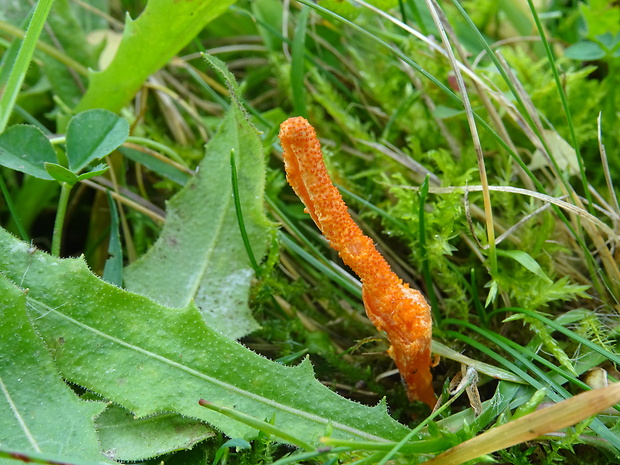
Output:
[0,375,41,451]
[27,298,394,443]
[188,172,234,302]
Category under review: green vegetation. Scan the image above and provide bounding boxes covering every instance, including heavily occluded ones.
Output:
[1,0,619,464]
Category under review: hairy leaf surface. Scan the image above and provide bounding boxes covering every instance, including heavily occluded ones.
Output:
[0,229,411,446]
[96,406,214,461]
[0,273,108,464]
[124,105,273,340]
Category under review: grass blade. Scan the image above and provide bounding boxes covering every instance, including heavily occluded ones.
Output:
[425,382,620,465]
[524,0,594,215]
[0,0,53,132]
[230,149,260,275]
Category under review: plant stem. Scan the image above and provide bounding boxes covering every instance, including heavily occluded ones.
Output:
[230,149,260,275]
[525,0,594,215]
[198,399,314,451]
[419,175,440,324]
[51,183,72,257]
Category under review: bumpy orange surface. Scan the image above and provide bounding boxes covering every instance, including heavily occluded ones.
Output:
[279,116,435,407]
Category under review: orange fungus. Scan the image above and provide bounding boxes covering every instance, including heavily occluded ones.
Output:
[279,117,435,407]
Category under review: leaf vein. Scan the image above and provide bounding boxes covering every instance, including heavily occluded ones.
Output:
[0,375,41,451]
[28,299,390,443]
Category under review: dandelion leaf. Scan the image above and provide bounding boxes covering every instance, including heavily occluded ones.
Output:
[0,229,411,446]
[124,104,274,340]
[76,0,235,112]
[0,273,109,464]
[96,406,215,462]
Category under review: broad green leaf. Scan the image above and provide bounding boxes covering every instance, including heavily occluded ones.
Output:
[66,109,129,173]
[496,249,552,283]
[75,0,236,113]
[0,228,412,446]
[597,32,620,54]
[124,105,274,340]
[0,273,109,465]
[0,125,56,180]
[96,406,214,462]
[44,162,78,185]
[564,41,606,61]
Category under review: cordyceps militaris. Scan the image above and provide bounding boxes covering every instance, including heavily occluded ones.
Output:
[279,116,436,408]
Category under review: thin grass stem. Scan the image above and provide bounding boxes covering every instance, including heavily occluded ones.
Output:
[230,149,260,275]
[279,231,362,298]
[418,175,440,323]
[326,0,608,297]
[198,399,314,451]
[0,0,54,132]
[490,308,620,366]
[125,137,188,167]
[597,113,619,218]
[524,0,594,215]
[423,0,496,278]
[444,323,620,451]
[375,376,473,464]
